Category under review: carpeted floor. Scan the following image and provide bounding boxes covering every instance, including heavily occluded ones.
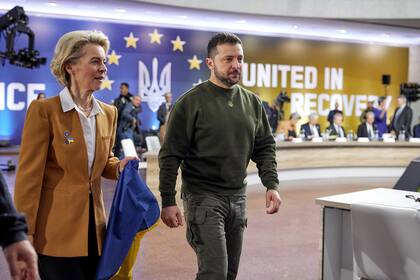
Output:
[0,155,397,279]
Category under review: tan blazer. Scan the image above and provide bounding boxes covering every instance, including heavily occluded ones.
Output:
[14,95,119,257]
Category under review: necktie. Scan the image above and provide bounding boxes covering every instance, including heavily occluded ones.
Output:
[394,107,402,128]
[368,125,372,138]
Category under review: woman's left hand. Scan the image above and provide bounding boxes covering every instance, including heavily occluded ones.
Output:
[119,156,139,173]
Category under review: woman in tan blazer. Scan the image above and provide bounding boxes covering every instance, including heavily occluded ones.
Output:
[14,30,134,279]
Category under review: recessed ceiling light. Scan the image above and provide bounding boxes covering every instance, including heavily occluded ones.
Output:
[293,25,299,29]
[337,29,347,34]
[236,20,247,24]
[382,33,391,38]
[178,15,188,19]
[114,8,126,13]
[45,2,57,7]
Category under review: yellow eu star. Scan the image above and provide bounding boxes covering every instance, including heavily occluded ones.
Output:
[101,77,114,90]
[171,36,186,52]
[149,29,163,44]
[107,50,121,65]
[188,55,202,70]
[124,32,139,48]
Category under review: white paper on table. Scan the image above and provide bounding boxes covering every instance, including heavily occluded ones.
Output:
[383,138,396,143]
[121,138,138,157]
[335,137,347,142]
[357,137,370,142]
[409,138,420,143]
[312,137,323,143]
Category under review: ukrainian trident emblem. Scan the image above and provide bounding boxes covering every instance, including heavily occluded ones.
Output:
[138,57,171,112]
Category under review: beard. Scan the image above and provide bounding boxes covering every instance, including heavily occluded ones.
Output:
[214,66,241,88]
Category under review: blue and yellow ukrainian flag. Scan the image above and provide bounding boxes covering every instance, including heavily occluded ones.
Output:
[96,160,160,280]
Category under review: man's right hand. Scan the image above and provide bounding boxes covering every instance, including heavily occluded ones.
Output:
[161,206,184,228]
[3,240,39,280]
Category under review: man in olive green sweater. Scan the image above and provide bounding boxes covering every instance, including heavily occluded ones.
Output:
[159,32,282,280]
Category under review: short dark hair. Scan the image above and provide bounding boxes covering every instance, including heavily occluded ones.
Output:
[378,96,386,105]
[207,32,242,58]
[120,82,129,88]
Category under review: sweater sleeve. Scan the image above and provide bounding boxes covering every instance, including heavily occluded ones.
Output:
[0,172,28,248]
[158,102,191,207]
[251,101,279,191]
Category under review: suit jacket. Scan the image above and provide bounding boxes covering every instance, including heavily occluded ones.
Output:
[357,122,377,138]
[414,124,420,138]
[14,91,119,257]
[328,124,347,137]
[301,122,321,139]
[390,106,413,136]
[157,102,171,126]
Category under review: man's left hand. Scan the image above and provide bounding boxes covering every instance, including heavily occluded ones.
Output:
[266,189,282,214]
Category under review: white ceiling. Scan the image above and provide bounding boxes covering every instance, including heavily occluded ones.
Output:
[1,0,420,46]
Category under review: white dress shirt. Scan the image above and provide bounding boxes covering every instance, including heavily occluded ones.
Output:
[310,124,320,138]
[59,87,104,176]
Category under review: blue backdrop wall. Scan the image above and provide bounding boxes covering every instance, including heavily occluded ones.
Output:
[0,15,211,144]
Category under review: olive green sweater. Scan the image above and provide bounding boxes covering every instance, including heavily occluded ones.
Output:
[158,80,278,207]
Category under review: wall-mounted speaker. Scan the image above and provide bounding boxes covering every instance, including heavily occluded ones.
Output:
[382,74,391,85]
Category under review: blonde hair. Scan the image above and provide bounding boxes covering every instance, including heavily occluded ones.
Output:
[50,30,110,87]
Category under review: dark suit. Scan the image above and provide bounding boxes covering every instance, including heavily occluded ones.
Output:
[414,124,420,138]
[357,123,377,139]
[390,106,413,137]
[327,109,343,125]
[0,172,27,248]
[301,122,321,139]
[328,124,346,137]
[157,102,171,127]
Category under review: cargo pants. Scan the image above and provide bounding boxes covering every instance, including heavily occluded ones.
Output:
[182,192,247,280]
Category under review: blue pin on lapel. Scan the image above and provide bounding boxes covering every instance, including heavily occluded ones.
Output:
[64,131,74,144]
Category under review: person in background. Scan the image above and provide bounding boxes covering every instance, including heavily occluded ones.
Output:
[254,92,271,117]
[1,172,39,280]
[373,96,388,137]
[390,95,413,138]
[113,82,134,158]
[268,100,279,133]
[301,112,321,140]
[159,32,281,280]
[413,116,420,138]
[278,112,301,140]
[328,112,346,138]
[357,111,377,139]
[360,100,375,122]
[112,82,133,117]
[117,95,142,156]
[14,30,134,279]
[327,101,343,126]
[36,93,46,100]
[157,92,173,143]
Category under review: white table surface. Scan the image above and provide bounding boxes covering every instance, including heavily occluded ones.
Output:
[315,188,420,210]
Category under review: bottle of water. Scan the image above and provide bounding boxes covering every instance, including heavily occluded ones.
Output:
[347,130,353,142]
[324,129,330,141]
[300,129,306,141]
[374,130,379,141]
[399,130,406,141]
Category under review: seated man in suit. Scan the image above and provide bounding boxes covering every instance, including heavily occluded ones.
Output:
[357,111,377,140]
[328,112,346,138]
[413,116,420,138]
[327,102,343,126]
[301,112,322,140]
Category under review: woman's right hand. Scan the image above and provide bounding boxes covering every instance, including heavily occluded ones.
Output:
[119,156,138,173]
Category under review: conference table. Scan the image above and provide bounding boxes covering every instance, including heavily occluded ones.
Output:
[315,188,420,280]
[144,141,420,191]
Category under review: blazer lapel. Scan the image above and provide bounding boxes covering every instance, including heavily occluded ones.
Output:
[68,110,89,180]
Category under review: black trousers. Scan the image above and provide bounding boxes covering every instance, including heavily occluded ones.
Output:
[38,194,99,280]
